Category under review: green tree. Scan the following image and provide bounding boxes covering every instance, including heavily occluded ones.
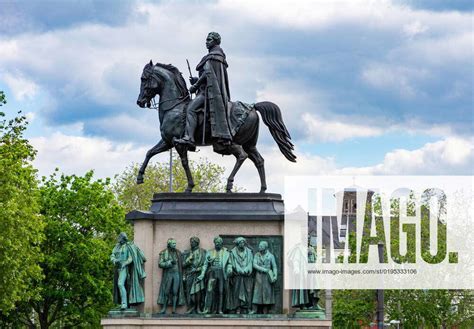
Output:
[333,289,375,328]
[386,289,474,328]
[0,92,44,314]
[114,156,228,212]
[4,171,130,328]
[332,193,474,328]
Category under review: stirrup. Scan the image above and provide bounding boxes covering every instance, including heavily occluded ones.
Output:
[173,137,197,151]
[217,138,232,146]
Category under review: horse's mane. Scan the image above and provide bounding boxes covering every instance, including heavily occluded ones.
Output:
[155,63,189,98]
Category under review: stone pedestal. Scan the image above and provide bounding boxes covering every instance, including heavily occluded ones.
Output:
[102,193,331,328]
[108,309,140,318]
[291,309,326,319]
[102,317,331,328]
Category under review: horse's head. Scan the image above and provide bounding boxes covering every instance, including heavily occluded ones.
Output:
[137,60,160,108]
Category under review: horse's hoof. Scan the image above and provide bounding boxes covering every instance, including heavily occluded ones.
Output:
[136,177,144,185]
[184,188,193,193]
[226,189,233,193]
[259,188,266,194]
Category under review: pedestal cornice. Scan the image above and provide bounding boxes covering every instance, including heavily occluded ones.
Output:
[126,193,284,221]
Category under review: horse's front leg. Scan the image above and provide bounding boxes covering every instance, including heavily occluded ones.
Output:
[137,139,171,184]
[174,144,195,193]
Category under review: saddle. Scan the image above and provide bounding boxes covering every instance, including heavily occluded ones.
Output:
[196,101,253,137]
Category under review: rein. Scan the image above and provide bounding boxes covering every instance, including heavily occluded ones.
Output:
[156,94,189,112]
[146,71,190,112]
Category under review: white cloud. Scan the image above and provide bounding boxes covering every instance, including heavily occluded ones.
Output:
[216,0,471,34]
[186,145,337,194]
[216,0,394,30]
[254,79,391,143]
[392,119,454,137]
[393,32,473,66]
[0,40,19,59]
[254,79,330,140]
[303,112,384,142]
[29,131,472,197]
[87,112,161,142]
[0,0,470,141]
[0,0,470,181]
[29,130,335,194]
[30,132,148,179]
[361,63,430,98]
[3,72,38,100]
[338,137,473,175]
[403,20,428,38]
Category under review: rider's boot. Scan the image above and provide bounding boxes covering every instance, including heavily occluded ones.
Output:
[175,122,196,151]
[172,92,207,152]
[176,133,195,146]
[217,137,232,146]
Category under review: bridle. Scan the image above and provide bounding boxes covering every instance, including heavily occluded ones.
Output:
[143,67,189,112]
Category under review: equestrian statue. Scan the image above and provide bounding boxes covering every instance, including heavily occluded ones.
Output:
[136,32,296,193]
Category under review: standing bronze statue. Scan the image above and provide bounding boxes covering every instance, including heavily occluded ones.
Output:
[183,236,206,314]
[158,238,186,314]
[291,244,323,310]
[252,241,277,314]
[110,232,147,310]
[176,32,232,148]
[136,32,296,193]
[228,237,254,314]
[197,236,232,314]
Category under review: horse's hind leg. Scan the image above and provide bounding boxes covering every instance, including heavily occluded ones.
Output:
[174,144,195,193]
[137,139,171,184]
[226,145,248,193]
[244,146,266,193]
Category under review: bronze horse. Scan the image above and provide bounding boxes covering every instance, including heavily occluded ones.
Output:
[136,60,296,193]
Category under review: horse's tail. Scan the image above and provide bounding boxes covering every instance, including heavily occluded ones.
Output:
[254,101,297,162]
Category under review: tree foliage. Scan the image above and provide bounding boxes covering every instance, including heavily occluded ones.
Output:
[333,289,376,327]
[3,171,130,328]
[114,156,227,212]
[332,193,474,327]
[0,93,44,313]
[386,289,474,328]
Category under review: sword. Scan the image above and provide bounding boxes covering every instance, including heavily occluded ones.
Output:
[186,59,193,86]
[186,59,194,101]
[186,59,192,74]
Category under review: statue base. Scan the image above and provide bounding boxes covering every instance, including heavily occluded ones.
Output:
[101,316,332,328]
[291,309,326,319]
[108,308,140,318]
[103,193,332,327]
[126,193,288,315]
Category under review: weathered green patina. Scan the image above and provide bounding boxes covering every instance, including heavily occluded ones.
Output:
[291,243,325,318]
[110,232,146,310]
[227,237,254,313]
[158,238,186,314]
[198,236,232,314]
[183,236,206,314]
[252,241,277,314]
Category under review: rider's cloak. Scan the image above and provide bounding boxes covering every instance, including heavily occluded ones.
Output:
[196,45,232,140]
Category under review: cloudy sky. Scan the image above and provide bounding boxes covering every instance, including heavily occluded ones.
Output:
[0,0,472,193]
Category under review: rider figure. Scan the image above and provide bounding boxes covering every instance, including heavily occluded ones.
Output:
[176,32,232,148]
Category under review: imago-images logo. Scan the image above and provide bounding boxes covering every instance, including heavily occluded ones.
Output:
[284,176,473,290]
